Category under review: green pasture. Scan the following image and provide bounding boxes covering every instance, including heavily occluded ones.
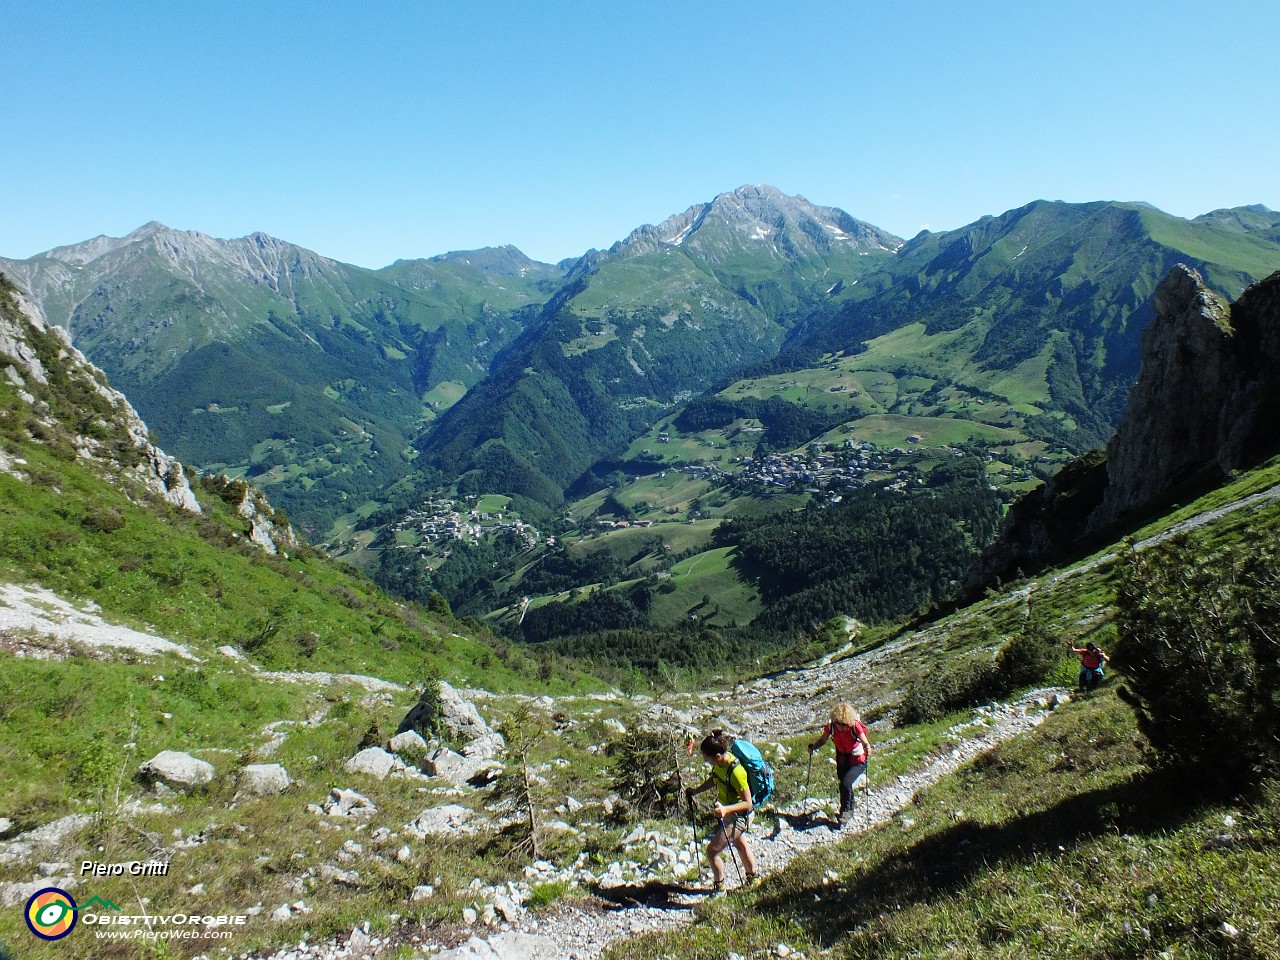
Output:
[475,493,512,514]
[817,414,1021,449]
[647,545,760,628]
[567,519,719,566]
[422,379,467,413]
[615,470,715,516]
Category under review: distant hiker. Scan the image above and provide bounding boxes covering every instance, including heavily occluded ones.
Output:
[808,703,871,826]
[686,733,759,891]
[1071,641,1108,691]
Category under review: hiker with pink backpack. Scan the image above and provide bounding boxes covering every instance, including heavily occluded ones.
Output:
[808,702,871,826]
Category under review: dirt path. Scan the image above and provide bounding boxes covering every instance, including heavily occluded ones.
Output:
[432,688,1066,960]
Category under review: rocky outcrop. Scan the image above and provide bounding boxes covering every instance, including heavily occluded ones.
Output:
[200,474,298,555]
[0,277,202,512]
[970,264,1280,586]
[1089,264,1280,531]
[237,485,298,555]
[398,681,493,741]
[237,763,291,797]
[344,747,399,780]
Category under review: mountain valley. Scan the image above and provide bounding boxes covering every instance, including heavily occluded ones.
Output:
[6,188,1280,659]
[2,263,1280,957]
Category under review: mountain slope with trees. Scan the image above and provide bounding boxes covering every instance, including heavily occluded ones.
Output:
[0,227,565,537]
[785,200,1280,447]
[413,185,903,504]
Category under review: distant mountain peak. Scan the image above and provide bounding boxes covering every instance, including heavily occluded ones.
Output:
[427,245,559,278]
[605,185,903,266]
[126,220,173,238]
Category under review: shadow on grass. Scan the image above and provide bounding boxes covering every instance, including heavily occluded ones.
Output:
[752,767,1208,947]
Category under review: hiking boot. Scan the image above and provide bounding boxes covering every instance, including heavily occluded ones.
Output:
[743,872,761,888]
[707,881,724,897]
[839,809,855,826]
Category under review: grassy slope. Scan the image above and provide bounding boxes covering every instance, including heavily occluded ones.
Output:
[0,315,612,957]
[612,458,1280,960]
[0,338,605,821]
[3,459,1275,959]
[0,445,552,690]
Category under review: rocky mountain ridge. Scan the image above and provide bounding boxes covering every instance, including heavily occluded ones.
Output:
[0,223,565,537]
[5,192,1279,545]
[0,278,200,513]
[1096,263,1280,528]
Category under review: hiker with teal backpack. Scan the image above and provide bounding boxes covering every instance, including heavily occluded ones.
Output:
[808,702,870,826]
[709,727,774,807]
[685,733,760,892]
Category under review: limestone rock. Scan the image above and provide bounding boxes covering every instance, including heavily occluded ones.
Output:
[1,877,78,908]
[345,747,398,780]
[137,751,215,791]
[970,265,1280,586]
[439,682,492,739]
[433,931,562,960]
[318,863,360,886]
[0,814,91,867]
[1094,265,1280,530]
[315,788,377,818]
[1093,265,1237,529]
[347,926,372,956]
[423,747,469,782]
[463,731,506,761]
[237,763,291,796]
[405,804,475,839]
[389,730,429,762]
[0,282,202,512]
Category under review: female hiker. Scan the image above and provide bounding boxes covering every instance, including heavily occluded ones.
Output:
[808,702,871,826]
[685,733,759,891]
[1070,641,1108,691]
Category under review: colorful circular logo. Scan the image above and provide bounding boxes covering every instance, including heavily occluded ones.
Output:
[25,887,78,941]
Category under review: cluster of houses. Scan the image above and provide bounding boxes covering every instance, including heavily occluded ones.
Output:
[392,498,543,550]
[725,440,913,494]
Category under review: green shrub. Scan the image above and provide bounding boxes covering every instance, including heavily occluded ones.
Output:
[528,880,573,910]
[1114,531,1280,795]
[899,656,1002,725]
[606,728,686,817]
[400,673,445,740]
[994,617,1063,688]
[82,508,126,533]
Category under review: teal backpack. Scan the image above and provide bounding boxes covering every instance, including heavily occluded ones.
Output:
[729,737,774,807]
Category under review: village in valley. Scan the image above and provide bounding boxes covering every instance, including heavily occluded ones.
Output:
[391,497,546,553]
[388,437,1021,558]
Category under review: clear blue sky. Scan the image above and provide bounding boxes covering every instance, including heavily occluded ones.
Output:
[4,1,1277,268]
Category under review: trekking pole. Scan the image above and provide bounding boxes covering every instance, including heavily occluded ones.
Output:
[803,750,814,806]
[686,793,702,884]
[720,817,744,886]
